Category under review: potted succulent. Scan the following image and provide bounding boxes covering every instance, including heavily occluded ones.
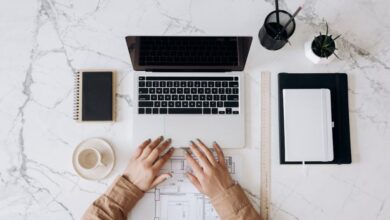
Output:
[305,23,340,64]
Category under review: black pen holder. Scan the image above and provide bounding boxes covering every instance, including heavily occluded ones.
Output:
[259,10,296,50]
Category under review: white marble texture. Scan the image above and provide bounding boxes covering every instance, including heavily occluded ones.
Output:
[0,0,389,219]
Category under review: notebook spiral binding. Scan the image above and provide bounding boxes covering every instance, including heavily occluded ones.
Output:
[73,72,81,121]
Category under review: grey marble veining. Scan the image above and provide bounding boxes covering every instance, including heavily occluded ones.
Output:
[0,0,389,219]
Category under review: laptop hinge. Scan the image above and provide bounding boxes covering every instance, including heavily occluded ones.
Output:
[145,69,231,72]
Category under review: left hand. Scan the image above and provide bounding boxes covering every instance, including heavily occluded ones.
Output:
[123,136,175,191]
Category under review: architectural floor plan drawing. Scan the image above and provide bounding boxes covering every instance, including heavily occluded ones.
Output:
[130,154,241,220]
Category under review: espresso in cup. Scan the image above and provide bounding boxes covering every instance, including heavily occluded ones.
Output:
[78,147,104,170]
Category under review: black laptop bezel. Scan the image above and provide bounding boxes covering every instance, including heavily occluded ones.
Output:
[125,36,252,72]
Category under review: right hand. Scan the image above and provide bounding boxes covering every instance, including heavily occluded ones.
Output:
[185,139,235,199]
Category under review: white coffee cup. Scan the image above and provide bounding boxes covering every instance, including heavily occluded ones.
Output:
[78,147,105,170]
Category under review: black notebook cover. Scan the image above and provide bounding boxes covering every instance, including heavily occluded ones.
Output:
[74,71,114,121]
[278,73,352,164]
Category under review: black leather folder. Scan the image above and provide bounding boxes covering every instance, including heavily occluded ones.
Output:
[278,73,352,164]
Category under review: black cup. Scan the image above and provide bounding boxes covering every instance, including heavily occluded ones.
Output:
[259,10,296,50]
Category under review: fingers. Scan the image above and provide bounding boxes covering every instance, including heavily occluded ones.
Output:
[189,141,212,168]
[146,138,172,163]
[139,136,164,160]
[185,150,203,176]
[186,172,203,193]
[153,147,175,169]
[150,173,171,189]
[132,138,151,159]
[196,139,216,166]
[213,141,226,167]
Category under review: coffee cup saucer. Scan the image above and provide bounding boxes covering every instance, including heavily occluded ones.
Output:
[72,138,115,180]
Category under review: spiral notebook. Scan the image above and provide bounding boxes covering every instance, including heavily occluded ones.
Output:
[73,71,115,121]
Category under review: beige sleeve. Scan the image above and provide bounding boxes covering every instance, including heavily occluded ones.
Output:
[81,175,144,220]
[211,184,262,220]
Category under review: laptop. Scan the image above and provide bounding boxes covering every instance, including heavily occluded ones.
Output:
[126,36,252,148]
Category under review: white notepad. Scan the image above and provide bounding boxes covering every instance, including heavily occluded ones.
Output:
[283,89,334,162]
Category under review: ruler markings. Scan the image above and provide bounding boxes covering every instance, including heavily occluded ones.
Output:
[260,71,271,220]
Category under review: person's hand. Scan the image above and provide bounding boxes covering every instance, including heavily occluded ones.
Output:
[185,139,234,199]
[123,136,175,191]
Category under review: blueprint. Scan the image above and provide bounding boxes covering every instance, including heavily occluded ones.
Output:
[130,154,241,220]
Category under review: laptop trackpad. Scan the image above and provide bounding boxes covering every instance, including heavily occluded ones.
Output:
[165,115,244,148]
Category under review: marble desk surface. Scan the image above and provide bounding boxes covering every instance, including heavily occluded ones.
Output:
[1,0,389,219]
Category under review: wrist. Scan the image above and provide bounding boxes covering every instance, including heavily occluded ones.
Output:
[122,174,132,185]
[210,184,252,218]
[121,174,144,192]
[122,173,131,182]
[102,176,145,213]
[209,181,236,200]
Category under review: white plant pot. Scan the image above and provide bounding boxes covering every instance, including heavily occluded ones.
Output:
[304,39,335,64]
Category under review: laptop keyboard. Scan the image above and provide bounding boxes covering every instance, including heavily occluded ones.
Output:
[138,76,240,115]
[139,37,238,66]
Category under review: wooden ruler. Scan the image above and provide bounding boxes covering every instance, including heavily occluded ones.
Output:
[260,71,271,220]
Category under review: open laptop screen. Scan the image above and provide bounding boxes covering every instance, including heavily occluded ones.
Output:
[126,36,252,72]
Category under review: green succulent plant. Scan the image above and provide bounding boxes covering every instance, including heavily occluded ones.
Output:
[311,23,340,59]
